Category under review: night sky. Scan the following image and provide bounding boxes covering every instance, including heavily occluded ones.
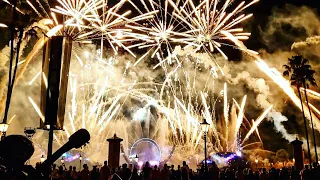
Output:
[247,0,320,50]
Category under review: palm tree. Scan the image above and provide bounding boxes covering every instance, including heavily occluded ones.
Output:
[301,62,318,164]
[283,55,317,165]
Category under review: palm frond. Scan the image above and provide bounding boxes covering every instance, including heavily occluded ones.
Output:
[283,55,316,88]
[283,70,290,77]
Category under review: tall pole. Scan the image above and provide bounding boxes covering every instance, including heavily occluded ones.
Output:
[3,0,17,125]
[201,119,209,177]
[297,86,312,166]
[204,133,207,173]
[1,0,19,138]
[47,127,53,157]
[24,127,36,165]
[303,82,318,164]
[1,132,6,141]
[79,154,82,171]
[47,126,54,179]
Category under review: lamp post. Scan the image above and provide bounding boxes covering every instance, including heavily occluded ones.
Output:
[79,154,82,170]
[135,154,139,163]
[24,127,36,165]
[255,159,258,169]
[24,127,36,140]
[40,155,45,164]
[200,119,209,174]
[135,154,139,169]
[0,122,9,140]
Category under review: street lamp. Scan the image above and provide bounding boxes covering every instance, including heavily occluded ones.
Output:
[135,154,139,163]
[200,119,209,173]
[24,127,37,165]
[134,154,139,169]
[255,159,258,169]
[24,127,36,140]
[79,154,83,170]
[0,122,9,140]
[40,155,45,163]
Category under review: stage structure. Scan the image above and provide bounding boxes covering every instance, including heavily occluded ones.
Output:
[40,36,72,129]
[40,36,73,157]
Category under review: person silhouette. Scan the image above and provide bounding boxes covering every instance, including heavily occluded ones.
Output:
[208,162,219,180]
[142,162,152,180]
[181,161,189,180]
[0,135,34,169]
[0,135,34,179]
[291,166,300,180]
[100,160,111,180]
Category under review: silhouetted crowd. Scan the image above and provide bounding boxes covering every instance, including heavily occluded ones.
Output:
[45,161,320,180]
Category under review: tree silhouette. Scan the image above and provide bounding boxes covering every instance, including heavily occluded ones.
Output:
[283,55,317,165]
[301,63,318,164]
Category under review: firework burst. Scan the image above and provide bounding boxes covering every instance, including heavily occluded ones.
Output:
[125,0,185,67]
[28,0,157,56]
[168,0,258,59]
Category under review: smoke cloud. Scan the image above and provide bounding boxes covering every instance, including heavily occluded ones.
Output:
[254,4,320,154]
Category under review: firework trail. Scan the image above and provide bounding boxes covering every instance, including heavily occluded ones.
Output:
[222,29,320,130]
[301,88,320,100]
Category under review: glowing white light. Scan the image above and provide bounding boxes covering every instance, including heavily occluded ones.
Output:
[84,51,90,59]
[132,106,149,121]
[236,151,242,157]
[0,23,8,28]
[116,31,124,39]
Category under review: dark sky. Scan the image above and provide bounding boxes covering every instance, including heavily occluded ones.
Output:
[243,0,319,52]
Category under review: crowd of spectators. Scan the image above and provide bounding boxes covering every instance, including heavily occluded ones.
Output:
[47,160,320,180]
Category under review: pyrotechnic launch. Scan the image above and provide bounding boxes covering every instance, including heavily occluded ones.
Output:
[0,0,320,176]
